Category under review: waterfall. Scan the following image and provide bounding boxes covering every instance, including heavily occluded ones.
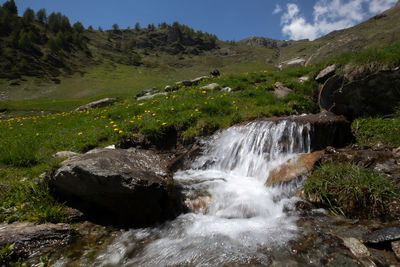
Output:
[72,120,312,266]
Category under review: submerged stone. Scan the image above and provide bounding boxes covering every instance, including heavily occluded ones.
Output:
[364,227,400,244]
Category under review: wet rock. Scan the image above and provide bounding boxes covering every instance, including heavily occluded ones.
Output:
[74,98,117,111]
[319,69,400,119]
[364,227,400,245]
[342,237,370,258]
[315,64,337,83]
[53,151,80,159]
[50,147,184,226]
[136,92,168,101]
[392,240,400,260]
[200,83,220,90]
[266,151,324,185]
[0,222,72,259]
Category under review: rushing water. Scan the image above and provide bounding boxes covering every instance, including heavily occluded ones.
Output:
[55,120,311,266]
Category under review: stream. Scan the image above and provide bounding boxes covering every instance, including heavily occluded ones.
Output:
[53,120,346,266]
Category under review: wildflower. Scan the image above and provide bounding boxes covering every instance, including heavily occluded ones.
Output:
[114,128,119,131]
[36,133,39,136]
[162,122,167,126]
[132,133,136,137]
[152,113,156,116]
[118,130,123,134]
[232,101,236,104]
[170,107,174,111]
[113,124,117,128]
[204,102,208,104]
[130,120,134,123]
[201,90,206,94]
[195,108,199,112]
[77,132,83,135]
[110,121,114,124]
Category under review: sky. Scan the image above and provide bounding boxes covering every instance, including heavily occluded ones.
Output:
[3,0,398,41]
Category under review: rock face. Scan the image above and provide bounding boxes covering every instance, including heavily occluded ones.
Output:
[74,98,117,111]
[266,151,324,185]
[319,69,400,119]
[0,223,72,259]
[315,64,336,83]
[273,82,293,99]
[50,148,183,226]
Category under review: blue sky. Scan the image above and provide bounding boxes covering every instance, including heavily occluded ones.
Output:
[3,0,398,41]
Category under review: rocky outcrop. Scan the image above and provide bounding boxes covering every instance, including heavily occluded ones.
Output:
[266,151,324,185]
[262,111,352,151]
[0,222,72,259]
[319,68,400,119]
[273,82,293,99]
[50,148,184,226]
[74,98,117,111]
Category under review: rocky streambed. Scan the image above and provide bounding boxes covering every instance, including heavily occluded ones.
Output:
[1,112,399,266]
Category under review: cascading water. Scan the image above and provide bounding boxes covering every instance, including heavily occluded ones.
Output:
[57,120,311,266]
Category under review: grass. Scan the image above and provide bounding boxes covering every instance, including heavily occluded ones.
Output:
[304,163,398,218]
[352,110,400,147]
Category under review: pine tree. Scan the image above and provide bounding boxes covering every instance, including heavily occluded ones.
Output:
[2,0,17,15]
[36,8,47,23]
[23,8,35,24]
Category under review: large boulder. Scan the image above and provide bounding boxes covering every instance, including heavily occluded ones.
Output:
[0,222,72,260]
[50,148,184,226]
[319,69,400,119]
[74,98,117,111]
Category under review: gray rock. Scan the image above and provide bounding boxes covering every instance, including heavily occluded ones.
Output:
[315,64,336,83]
[53,151,80,159]
[191,76,210,85]
[342,237,370,258]
[50,148,183,226]
[165,85,173,92]
[136,92,168,101]
[75,98,117,111]
[221,87,232,92]
[135,88,154,99]
[298,76,309,83]
[273,82,293,99]
[200,83,220,90]
[364,227,400,244]
[0,222,72,259]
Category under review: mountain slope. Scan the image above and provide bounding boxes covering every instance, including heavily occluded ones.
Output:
[279,1,400,65]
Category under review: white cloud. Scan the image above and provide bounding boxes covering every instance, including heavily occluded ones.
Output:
[280,0,397,40]
[272,4,282,14]
[369,0,397,13]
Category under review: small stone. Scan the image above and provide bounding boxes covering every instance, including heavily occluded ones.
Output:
[221,87,232,92]
[273,82,293,99]
[200,83,220,90]
[392,240,400,260]
[74,98,117,111]
[165,85,173,92]
[342,237,370,258]
[53,151,80,159]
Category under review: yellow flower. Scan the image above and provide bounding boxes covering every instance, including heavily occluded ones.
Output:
[204,102,208,104]
[77,132,83,135]
[118,130,123,134]
[130,120,134,123]
[195,108,199,112]
[113,124,117,127]
[110,121,114,124]
[36,133,39,136]
[152,113,156,116]
[170,107,174,111]
[114,128,118,131]
[201,90,206,94]
[162,122,167,126]
[132,133,136,137]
